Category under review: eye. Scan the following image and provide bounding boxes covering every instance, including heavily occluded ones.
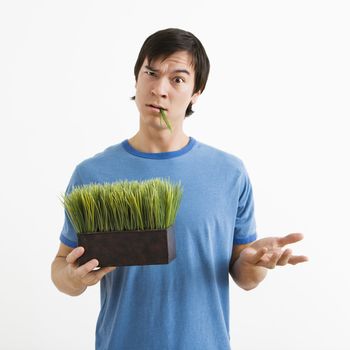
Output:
[145,70,156,76]
[173,77,185,84]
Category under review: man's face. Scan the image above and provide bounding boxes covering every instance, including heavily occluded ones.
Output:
[134,51,200,130]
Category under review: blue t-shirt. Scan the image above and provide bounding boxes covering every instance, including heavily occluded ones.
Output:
[60,137,257,350]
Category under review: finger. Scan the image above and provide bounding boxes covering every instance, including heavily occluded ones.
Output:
[75,259,99,279]
[288,255,309,265]
[92,266,117,282]
[276,249,293,266]
[277,233,304,247]
[66,246,85,264]
[243,247,268,264]
[82,266,117,286]
[258,250,284,269]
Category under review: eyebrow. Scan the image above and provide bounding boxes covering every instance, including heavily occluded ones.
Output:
[145,65,191,76]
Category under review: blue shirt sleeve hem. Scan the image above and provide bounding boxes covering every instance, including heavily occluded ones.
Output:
[233,233,257,245]
[60,233,78,248]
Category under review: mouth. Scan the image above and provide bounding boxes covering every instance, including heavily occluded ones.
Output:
[146,104,167,111]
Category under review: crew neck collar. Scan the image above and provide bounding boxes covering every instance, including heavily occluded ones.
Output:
[122,137,196,159]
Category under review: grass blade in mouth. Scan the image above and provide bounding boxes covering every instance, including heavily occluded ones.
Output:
[159,108,172,132]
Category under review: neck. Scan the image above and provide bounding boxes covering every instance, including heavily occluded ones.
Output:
[128,127,190,153]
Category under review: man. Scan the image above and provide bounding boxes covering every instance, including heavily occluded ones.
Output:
[51,28,308,349]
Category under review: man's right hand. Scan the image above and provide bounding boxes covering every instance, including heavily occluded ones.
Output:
[51,243,116,296]
[66,246,116,288]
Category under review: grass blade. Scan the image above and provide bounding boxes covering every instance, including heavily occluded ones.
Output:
[160,109,172,132]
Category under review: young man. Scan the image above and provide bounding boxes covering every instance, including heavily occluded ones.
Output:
[51,28,308,349]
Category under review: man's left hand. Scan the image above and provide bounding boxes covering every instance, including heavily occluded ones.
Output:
[239,233,309,269]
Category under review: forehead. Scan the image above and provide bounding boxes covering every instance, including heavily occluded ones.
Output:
[145,51,194,74]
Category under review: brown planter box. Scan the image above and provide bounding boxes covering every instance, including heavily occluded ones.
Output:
[77,226,176,267]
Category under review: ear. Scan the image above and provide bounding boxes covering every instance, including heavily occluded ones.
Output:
[191,91,201,105]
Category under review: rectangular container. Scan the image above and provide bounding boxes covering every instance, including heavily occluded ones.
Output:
[77,226,176,267]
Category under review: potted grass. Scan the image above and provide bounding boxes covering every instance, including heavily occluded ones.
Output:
[60,178,183,267]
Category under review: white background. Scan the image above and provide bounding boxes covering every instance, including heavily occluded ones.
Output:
[1,1,349,349]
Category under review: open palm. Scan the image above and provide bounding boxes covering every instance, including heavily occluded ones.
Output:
[239,233,308,269]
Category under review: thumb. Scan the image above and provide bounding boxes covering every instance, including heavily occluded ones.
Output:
[66,246,85,264]
[240,247,268,265]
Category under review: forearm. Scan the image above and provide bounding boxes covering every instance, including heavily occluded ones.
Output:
[51,257,87,296]
[230,259,268,291]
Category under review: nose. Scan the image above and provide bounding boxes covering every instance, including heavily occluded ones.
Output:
[151,77,169,98]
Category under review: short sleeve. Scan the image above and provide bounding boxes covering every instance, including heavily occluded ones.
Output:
[233,165,257,245]
[59,166,82,248]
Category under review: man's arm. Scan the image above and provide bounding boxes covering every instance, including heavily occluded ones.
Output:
[229,233,308,291]
[51,243,116,296]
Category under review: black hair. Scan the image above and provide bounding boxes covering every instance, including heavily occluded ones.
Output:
[131,28,210,117]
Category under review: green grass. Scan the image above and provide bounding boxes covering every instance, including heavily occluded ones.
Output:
[159,108,172,132]
[60,178,183,234]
